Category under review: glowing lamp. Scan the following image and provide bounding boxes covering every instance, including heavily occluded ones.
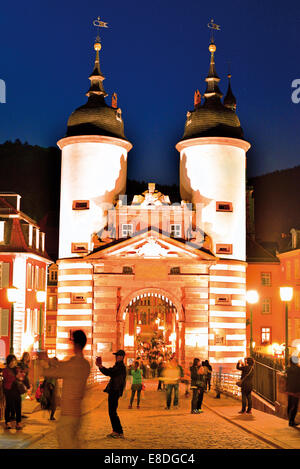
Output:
[280,287,293,302]
[280,286,293,369]
[36,290,46,303]
[246,290,259,304]
[7,286,19,303]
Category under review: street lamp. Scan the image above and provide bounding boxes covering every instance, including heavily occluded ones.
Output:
[36,290,46,352]
[7,286,19,354]
[279,287,293,369]
[246,290,259,356]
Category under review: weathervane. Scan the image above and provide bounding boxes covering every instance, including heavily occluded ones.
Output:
[93,16,109,42]
[207,18,221,43]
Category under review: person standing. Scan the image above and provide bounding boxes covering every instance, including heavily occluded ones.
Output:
[97,349,127,438]
[203,360,212,391]
[19,352,32,419]
[41,330,90,448]
[190,358,206,414]
[236,357,254,414]
[286,356,300,427]
[2,354,26,430]
[128,361,143,409]
[162,356,182,409]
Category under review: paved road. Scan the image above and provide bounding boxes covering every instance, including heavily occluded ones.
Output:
[27,382,274,449]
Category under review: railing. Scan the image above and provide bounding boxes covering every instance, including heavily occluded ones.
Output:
[86,368,109,387]
[212,371,242,399]
[212,362,278,405]
[253,361,277,405]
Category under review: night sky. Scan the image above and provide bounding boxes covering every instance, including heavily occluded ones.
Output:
[0,0,299,185]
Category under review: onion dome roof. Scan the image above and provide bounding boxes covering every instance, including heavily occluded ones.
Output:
[181,41,244,141]
[65,40,129,141]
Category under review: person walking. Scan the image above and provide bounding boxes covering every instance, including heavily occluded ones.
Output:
[41,357,59,420]
[162,356,182,409]
[236,357,254,414]
[190,358,206,414]
[128,361,143,409]
[19,352,32,418]
[97,349,127,439]
[2,354,26,430]
[41,330,90,448]
[157,359,165,391]
[286,356,300,427]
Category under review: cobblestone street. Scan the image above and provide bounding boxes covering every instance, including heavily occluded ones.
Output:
[27,382,274,450]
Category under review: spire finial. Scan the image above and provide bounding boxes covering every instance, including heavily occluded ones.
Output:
[207,18,221,45]
[86,17,109,98]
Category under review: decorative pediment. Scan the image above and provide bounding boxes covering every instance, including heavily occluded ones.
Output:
[85,228,217,261]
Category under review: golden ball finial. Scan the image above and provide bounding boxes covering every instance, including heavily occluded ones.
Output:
[209,43,216,53]
[94,42,102,51]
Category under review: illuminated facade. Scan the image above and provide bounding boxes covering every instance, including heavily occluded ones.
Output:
[56,37,250,372]
[0,193,51,361]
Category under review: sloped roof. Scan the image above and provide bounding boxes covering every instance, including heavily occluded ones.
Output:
[246,236,279,263]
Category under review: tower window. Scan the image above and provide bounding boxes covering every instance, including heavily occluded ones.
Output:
[215,294,231,305]
[71,242,89,253]
[170,267,180,275]
[216,244,233,255]
[123,266,133,275]
[170,224,181,238]
[122,224,133,237]
[71,293,87,304]
[72,200,90,210]
[216,202,233,212]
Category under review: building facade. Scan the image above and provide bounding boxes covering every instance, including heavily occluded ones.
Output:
[55,36,250,372]
[0,193,51,361]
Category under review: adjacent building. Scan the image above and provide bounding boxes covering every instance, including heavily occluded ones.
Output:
[0,193,51,361]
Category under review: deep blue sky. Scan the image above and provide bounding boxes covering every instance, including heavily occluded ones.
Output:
[0,0,299,185]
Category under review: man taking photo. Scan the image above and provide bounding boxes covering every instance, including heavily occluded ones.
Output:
[96,349,127,438]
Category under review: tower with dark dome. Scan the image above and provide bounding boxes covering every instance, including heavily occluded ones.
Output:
[57,37,132,259]
[176,39,250,261]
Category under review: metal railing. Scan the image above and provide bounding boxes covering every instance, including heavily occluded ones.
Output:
[253,361,277,405]
[212,371,242,399]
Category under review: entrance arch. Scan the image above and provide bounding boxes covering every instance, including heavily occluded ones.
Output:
[117,288,185,365]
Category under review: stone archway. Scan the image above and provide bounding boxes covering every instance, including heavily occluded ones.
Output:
[117,288,185,365]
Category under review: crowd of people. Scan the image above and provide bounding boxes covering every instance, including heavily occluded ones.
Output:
[1,333,300,448]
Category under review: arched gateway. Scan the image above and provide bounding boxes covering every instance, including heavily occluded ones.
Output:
[117,288,185,364]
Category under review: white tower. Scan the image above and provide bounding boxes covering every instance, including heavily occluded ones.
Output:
[58,39,132,259]
[176,41,250,261]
